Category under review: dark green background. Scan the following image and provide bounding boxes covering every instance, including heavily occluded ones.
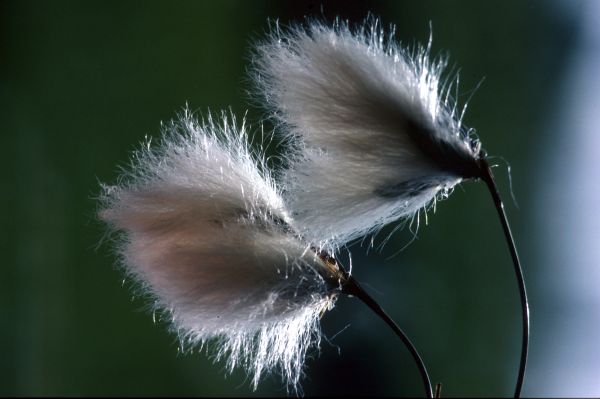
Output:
[2,0,583,396]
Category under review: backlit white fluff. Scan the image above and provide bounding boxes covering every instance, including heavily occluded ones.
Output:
[254,19,482,249]
[99,110,338,390]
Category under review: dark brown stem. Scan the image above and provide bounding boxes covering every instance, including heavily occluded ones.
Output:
[315,248,432,397]
[340,271,433,398]
[479,158,529,398]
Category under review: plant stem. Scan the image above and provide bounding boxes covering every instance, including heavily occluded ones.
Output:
[341,272,433,398]
[479,158,529,398]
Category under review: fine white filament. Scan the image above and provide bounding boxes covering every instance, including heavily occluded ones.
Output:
[99,110,336,390]
[254,19,481,249]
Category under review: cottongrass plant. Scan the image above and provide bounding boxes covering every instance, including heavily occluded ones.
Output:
[254,19,481,249]
[99,110,343,390]
[100,15,528,398]
[99,109,431,395]
[254,18,528,397]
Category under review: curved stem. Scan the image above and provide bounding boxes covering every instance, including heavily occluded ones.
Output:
[341,273,433,398]
[480,159,529,398]
[313,249,432,397]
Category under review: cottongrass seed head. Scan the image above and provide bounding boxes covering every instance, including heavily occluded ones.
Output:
[99,109,340,390]
[254,18,483,250]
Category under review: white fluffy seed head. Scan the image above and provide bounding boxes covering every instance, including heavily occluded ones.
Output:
[99,109,338,390]
[254,18,482,250]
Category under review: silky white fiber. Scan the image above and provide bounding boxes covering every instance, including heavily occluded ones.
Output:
[254,19,482,249]
[99,110,338,390]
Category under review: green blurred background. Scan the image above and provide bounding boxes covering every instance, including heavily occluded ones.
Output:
[4,0,597,396]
